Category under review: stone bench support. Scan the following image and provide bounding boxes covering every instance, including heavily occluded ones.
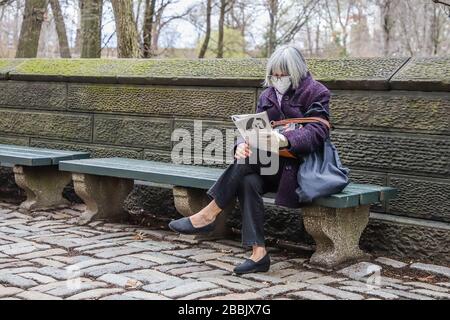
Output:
[173,186,235,240]
[13,165,71,211]
[302,204,371,269]
[72,173,134,225]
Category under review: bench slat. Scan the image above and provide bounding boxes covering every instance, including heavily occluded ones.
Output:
[59,158,398,209]
[343,183,398,202]
[314,188,361,208]
[60,158,223,189]
[0,144,90,166]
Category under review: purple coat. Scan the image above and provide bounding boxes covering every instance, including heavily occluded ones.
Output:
[236,72,331,208]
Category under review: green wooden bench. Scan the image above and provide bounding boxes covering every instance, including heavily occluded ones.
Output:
[0,144,89,211]
[59,157,397,268]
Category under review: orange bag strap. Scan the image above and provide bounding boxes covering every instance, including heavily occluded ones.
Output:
[270,117,331,130]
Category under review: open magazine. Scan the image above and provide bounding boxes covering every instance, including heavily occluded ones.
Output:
[231,111,280,153]
[231,111,302,137]
[231,111,272,138]
[231,111,303,153]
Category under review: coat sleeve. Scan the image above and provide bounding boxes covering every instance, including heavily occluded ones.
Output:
[281,89,331,156]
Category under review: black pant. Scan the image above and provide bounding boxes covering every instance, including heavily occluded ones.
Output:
[206,156,284,247]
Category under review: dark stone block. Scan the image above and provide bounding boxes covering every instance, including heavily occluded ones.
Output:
[143,149,173,163]
[0,135,29,146]
[227,203,311,245]
[0,109,92,142]
[0,167,24,201]
[0,81,66,109]
[330,91,450,134]
[124,185,179,225]
[332,130,450,176]
[388,175,450,222]
[362,213,450,264]
[62,182,83,204]
[67,84,256,119]
[173,119,237,163]
[94,115,173,149]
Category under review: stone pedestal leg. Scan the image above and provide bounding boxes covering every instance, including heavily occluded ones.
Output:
[72,173,134,225]
[173,186,235,240]
[13,165,71,211]
[303,205,371,269]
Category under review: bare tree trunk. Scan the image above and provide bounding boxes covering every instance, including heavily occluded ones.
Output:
[112,0,140,58]
[80,0,102,58]
[49,0,71,58]
[74,0,82,56]
[198,0,212,58]
[267,0,278,57]
[335,0,352,56]
[16,0,47,58]
[378,0,395,56]
[306,21,313,57]
[217,0,226,58]
[430,4,441,55]
[142,0,156,58]
[315,22,320,56]
[135,0,143,26]
[13,0,20,49]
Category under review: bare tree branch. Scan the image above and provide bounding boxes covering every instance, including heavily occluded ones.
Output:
[432,0,450,7]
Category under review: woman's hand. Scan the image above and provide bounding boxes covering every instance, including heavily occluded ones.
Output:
[235,142,252,159]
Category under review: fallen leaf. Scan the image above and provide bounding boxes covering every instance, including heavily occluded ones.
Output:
[125,279,142,288]
[133,232,145,240]
[418,275,435,283]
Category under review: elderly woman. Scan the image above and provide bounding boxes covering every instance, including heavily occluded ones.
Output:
[169,44,330,274]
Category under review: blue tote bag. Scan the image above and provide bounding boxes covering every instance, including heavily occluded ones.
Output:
[295,104,350,203]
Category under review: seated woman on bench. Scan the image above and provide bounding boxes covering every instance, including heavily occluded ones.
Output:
[169,44,331,274]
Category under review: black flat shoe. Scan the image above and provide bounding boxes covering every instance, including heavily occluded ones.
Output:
[168,217,216,235]
[233,254,270,274]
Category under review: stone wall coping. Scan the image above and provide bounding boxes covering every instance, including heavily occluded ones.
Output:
[0,57,447,91]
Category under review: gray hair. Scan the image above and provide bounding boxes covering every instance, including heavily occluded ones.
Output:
[262,45,309,89]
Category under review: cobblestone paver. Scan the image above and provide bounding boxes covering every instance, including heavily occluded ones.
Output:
[0,201,449,300]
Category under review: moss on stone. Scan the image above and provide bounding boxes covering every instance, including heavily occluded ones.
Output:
[308,57,409,80]
[11,59,132,77]
[7,57,411,81]
[392,57,450,84]
[0,59,25,76]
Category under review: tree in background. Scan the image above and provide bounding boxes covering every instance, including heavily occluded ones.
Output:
[217,0,234,58]
[196,27,247,58]
[142,0,156,57]
[80,0,102,58]
[15,0,47,58]
[226,0,258,55]
[2,0,450,59]
[111,0,140,58]
[49,0,71,58]
[263,0,319,56]
[198,0,211,58]
[149,0,195,55]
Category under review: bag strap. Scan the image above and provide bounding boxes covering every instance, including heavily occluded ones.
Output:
[270,117,331,129]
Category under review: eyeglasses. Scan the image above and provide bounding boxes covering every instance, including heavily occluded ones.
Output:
[270,75,291,80]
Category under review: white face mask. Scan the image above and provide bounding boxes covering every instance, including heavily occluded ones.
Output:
[271,76,291,95]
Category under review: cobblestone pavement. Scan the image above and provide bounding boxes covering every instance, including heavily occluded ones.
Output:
[0,201,449,300]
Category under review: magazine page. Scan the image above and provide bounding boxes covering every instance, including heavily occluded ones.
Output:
[231,111,278,152]
[231,111,271,139]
